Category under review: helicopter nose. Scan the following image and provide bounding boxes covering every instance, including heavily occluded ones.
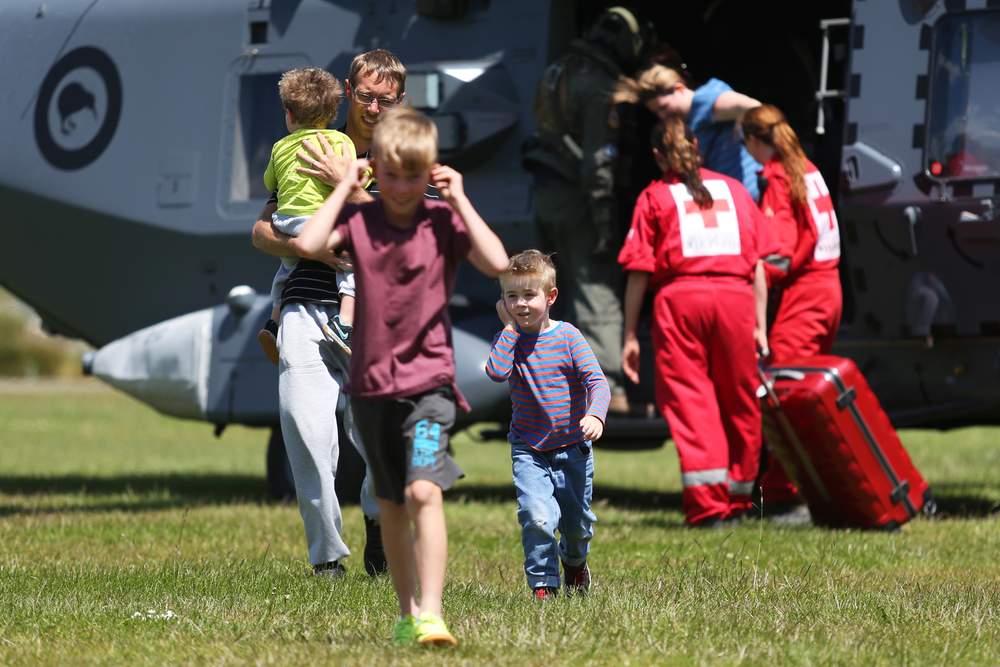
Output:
[89,308,214,420]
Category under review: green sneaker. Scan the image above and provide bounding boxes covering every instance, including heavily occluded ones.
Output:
[415,611,458,648]
[392,614,418,646]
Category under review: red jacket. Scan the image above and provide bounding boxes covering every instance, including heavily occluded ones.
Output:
[758,158,840,286]
[618,168,775,289]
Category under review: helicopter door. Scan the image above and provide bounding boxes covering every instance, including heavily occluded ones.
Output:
[218,54,310,223]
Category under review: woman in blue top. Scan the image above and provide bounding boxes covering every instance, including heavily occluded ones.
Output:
[636,64,763,200]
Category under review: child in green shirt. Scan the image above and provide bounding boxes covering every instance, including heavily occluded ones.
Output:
[258,67,356,363]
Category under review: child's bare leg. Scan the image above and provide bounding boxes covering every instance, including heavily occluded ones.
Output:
[405,480,447,618]
[338,294,355,327]
[378,499,419,616]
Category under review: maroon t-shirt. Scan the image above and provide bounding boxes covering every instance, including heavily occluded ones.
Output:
[339,198,471,404]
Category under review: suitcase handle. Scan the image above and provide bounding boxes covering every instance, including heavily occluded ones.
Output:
[756,368,806,405]
[756,367,779,407]
[756,368,805,406]
[756,366,833,503]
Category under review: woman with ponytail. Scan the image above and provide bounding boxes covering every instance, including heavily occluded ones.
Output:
[740,104,843,512]
[618,116,774,527]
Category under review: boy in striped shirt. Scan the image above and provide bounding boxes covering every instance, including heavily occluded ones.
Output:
[486,250,610,599]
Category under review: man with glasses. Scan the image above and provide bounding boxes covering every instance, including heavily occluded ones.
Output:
[251,49,408,581]
[297,54,437,199]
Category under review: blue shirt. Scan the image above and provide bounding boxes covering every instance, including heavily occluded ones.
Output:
[688,78,762,200]
[486,321,610,451]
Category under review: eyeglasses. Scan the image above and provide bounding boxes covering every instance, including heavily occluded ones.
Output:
[352,89,400,110]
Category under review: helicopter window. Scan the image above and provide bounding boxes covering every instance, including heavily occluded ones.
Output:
[406,71,441,110]
[229,73,285,201]
[250,21,268,45]
[926,12,1000,180]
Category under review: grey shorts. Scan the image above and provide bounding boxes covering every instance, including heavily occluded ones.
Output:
[351,386,464,504]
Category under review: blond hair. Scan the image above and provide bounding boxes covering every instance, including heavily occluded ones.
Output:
[636,64,683,103]
[371,107,437,171]
[612,75,641,105]
[651,115,712,208]
[499,250,557,292]
[740,104,809,205]
[278,67,342,127]
[348,49,406,94]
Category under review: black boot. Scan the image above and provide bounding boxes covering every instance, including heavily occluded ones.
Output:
[363,516,387,576]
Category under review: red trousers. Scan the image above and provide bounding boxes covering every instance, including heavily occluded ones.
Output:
[760,270,843,503]
[651,279,761,524]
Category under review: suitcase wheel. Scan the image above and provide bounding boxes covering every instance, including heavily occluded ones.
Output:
[921,488,937,517]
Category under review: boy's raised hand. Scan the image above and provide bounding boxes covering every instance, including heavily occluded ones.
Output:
[430,164,465,204]
[579,415,604,442]
[340,158,371,191]
[495,298,515,330]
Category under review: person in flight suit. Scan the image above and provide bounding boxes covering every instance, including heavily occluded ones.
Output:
[523,6,651,414]
[740,104,843,514]
[637,64,762,200]
[619,116,773,527]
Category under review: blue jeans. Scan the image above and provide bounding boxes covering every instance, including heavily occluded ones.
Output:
[511,442,596,589]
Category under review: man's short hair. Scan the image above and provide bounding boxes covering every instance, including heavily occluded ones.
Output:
[348,49,406,95]
[371,107,437,172]
[278,67,342,127]
[499,250,557,292]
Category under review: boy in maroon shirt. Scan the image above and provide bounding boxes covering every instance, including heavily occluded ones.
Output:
[294,107,508,647]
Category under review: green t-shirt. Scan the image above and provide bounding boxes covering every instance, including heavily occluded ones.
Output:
[263,128,356,217]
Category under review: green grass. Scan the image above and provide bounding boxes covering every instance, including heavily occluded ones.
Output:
[0,380,998,666]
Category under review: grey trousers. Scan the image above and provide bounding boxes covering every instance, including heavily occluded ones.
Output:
[278,303,378,566]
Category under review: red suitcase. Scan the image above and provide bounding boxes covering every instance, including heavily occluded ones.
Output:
[759,355,934,529]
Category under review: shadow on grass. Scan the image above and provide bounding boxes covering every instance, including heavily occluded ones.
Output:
[927,483,1000,518]
[0,473,272,516]
[447,481,998,521]
[1,476,995,520]
[448,482,685,512]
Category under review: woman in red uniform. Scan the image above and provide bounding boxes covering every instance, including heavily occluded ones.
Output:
[740,104,843,509]
[619,116,772,527]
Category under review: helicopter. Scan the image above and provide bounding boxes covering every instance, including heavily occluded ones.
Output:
[2,0,998,500]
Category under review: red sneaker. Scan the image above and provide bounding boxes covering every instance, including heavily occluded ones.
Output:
[562,561,590,596]
[533,586,559,601]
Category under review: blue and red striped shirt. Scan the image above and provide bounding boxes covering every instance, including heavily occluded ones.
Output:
[486,321,610,451]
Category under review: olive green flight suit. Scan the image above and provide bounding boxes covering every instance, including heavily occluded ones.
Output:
[524,40,625,394]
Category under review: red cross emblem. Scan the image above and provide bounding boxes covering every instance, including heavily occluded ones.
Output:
[812,191,836,231]
[684,198,730,228]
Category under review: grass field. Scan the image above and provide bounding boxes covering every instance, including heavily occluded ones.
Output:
[0,380,997,666]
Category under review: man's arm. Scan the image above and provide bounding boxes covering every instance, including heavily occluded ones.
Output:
[251,201,297,258]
